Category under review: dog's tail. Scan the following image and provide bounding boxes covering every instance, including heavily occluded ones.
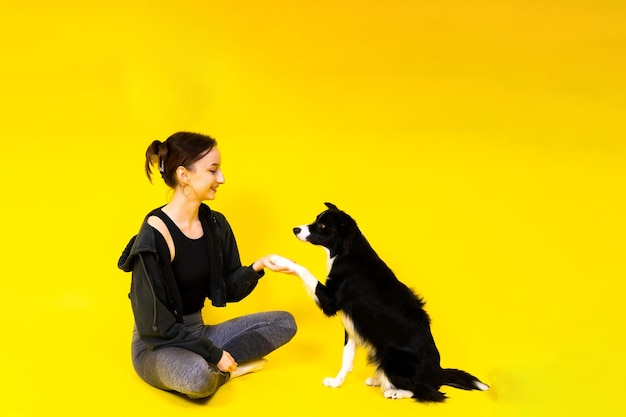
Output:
[410,382,448,402]
[440,368,489,391]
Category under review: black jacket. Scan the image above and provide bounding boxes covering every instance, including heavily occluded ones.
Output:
[118,203,264,364]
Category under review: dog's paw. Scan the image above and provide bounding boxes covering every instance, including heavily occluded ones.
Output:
[323,376,344,388]
[365,376,381,387]
[384,389,414,400]
[269,255,300,270]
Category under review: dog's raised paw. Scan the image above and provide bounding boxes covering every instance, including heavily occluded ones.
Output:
[269,255,297,269]
[384,389,414,400]
[323,376,344,388]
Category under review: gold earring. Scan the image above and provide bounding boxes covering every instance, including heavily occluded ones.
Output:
[182,184,192,197]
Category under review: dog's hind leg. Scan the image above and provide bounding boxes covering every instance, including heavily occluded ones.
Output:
[374,373,414,400]
[365,372,381,387]
[323,336,356,388]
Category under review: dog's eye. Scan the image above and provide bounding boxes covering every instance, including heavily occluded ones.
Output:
[318,223,326,230]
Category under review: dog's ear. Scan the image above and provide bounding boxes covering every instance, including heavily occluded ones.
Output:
[324,202,338,210]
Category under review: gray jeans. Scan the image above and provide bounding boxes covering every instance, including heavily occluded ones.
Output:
[131,310,297,398]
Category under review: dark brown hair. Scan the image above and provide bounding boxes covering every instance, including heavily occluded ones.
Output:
[145,131,217,187]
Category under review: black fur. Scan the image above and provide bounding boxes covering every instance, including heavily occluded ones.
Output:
[293,202,488,402]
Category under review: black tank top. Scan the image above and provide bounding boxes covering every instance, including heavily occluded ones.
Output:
[154,209,211,314]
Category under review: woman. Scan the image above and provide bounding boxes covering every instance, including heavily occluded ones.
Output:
[118,131,297,399]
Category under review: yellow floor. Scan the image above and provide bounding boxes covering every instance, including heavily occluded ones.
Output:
[0,296,499,416]
[4,256,625,416]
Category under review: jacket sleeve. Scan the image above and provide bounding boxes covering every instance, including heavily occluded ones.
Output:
[216,214,264,302]
[128,233,224,364]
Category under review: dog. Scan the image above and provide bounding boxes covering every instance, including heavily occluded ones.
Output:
[271,203,489,401]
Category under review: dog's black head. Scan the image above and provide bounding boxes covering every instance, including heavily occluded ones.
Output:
[293,202,359,257]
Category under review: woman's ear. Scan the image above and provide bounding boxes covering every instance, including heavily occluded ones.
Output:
[176,166,189,184]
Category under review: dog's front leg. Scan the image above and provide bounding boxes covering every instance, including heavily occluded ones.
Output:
[293,266,321,304]
[269,255,320,303]
[323,336,356,388]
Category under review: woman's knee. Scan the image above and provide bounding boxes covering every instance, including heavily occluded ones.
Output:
[182,361,228,399]
[263,311,297,348]
[136,347,228,399]
[280,311,298,339]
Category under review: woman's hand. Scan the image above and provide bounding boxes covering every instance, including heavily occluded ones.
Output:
[217,350,238,373]
[253,254,299,275]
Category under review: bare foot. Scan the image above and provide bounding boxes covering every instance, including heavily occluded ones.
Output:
[230,358,268,379]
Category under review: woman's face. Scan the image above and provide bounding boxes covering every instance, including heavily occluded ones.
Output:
[185,146,225,201]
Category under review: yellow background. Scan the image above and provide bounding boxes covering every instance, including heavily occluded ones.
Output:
[1,0,625,415]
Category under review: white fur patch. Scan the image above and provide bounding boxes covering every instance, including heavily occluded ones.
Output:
[384,389,414,400]
[268,255,296,269]
[294,225,310,241]
[276,258,319,303]
[325,248,335,272]
[365,376,380,386]
[475,381,490,391]
[268,255,320,302]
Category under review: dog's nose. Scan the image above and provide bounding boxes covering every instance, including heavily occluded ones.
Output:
[293,227,301,235]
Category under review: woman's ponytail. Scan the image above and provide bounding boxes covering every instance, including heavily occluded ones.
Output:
[145,140,170,185]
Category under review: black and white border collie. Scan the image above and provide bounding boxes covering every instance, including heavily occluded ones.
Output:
[271,203,488,401]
